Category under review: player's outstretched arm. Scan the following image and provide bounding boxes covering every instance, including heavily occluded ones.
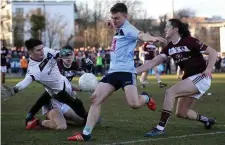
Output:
[136,54,165,74]
[138,32,167,44]
[1,75,33,100]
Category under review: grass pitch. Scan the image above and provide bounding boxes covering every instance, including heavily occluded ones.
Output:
[2,74,225,145]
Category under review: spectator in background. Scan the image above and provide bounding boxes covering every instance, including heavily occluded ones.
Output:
[96,52,103,76]
[1,40,9,84]
[215,55,222,72]
[90,52,96,74]
[104,49,110,73]
[20,56,28,76]
[76,52,83,68]
[165,57,171,74]
[6,59,11,74]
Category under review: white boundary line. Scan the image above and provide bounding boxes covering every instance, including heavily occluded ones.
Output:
[100,131,225,145]
[103,119,225,127]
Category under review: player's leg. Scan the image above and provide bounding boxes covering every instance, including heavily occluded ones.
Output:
[25,91,52,125]
[67,73,116,141]
[1,66,7,84]
[54,92,88,122]
[140,59,149,87]
[153,66,167,88]
[82,83,115,135]
[42,108,67,130]
[124,85,156,110]
[140,71,148,87]
[175,96,196,119]
[123,73,156,110]
[175,97,214,128]
[145,78,198,136]
[145,74,212,137]
[54,80,88,121]
[63,105,84,126]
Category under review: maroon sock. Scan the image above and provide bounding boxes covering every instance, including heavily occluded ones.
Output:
[157,109,172,128]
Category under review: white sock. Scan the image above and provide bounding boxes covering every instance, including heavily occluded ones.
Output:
[82,126,92,135]
[156,125,164,131]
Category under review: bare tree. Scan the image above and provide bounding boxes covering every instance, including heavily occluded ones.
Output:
[159,14,168,36]
[174,8,196,19]
[13,11,25,47]
[45,14,68,48]
[76,1,92,31]
[75,0,143,47]
[134,10,154,33]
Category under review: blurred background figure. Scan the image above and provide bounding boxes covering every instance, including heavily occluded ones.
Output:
[1,40,10,84]
[96,52,103,76]
[215,55,222,72]
[20,56,28,77]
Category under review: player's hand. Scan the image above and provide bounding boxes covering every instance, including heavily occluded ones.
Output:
[105,20,115,29]
[1,85,15,100]
[202,68,212,78]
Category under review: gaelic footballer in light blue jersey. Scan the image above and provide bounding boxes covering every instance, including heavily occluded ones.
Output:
[67,3,167,142]
[108,20,140,74]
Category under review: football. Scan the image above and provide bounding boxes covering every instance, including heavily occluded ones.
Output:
[79,73,98,92]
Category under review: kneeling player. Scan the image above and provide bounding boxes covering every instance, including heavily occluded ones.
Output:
[25,45,94,127]
[139,42,167,88]
[26,98,84,130]
[137,19,217,137]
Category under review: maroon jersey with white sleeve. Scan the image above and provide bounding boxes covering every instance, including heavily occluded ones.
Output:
[160,37,208,79]
[143,42,158,60]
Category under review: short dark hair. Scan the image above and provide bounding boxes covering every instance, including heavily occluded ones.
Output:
[110,3,127,14]
[25,38,42,51]
[168,19,191,38]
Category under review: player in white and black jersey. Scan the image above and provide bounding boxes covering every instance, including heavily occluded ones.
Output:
[1,39,89,127]
[25,45,94,130]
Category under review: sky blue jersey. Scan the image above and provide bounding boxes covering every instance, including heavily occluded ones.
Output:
[108,20,140,74]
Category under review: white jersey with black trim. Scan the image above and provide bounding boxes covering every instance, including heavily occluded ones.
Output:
[25,47,68,95]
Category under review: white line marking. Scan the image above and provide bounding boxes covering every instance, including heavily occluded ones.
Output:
[104,119,225,127]
[100,131,225,145]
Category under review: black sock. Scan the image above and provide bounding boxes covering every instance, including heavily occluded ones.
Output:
[197,113,209,124]
[28,91,51,116]
[54,91,88,121]
[157,109,172,130]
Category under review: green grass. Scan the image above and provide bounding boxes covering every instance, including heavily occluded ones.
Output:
[2,74,225,145]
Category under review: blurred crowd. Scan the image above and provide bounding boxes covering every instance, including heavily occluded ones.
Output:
[3,45,225,76]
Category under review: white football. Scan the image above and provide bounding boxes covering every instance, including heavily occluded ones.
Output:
[79,73,98,92]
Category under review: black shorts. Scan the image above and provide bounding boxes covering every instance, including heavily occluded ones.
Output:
[100,72,137,91]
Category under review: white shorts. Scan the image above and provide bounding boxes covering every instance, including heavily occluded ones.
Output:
[1,66,7,73]
[188,73,211,99]
[42,98,71,115]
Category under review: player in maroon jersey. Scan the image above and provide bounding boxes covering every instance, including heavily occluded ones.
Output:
[137,19,217,136]
[1,40,10,84]
[139,42,167,88]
